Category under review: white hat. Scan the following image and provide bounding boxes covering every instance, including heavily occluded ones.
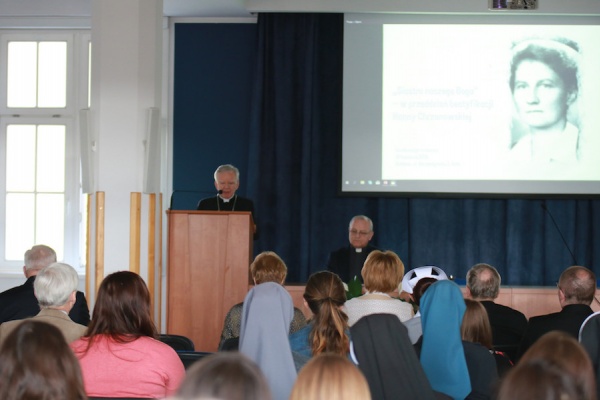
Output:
[401,266,448,294]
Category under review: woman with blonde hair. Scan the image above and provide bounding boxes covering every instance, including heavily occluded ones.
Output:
[289,353,371,400]
[289,271,350,359]
[343,250,413,326]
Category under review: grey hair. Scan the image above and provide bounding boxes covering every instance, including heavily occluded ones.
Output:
[349,215,373,232]
[34,263,79,308]
[466,263,501,300]
[24,245,57,272]
[214,164,240,182]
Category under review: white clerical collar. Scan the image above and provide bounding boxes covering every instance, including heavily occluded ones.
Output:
[219,195,234,203]
[354,247,363,253]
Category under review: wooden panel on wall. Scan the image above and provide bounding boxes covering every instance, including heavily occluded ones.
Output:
[158,193,163,329]
[95,192,105,293]
[147,193,156,322]
[290,285,600,321]
[129,192,141,274]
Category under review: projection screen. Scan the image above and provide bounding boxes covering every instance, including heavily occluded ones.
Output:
[341,13,600,197]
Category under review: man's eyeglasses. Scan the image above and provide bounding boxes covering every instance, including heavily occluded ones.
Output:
[349,229,371,236]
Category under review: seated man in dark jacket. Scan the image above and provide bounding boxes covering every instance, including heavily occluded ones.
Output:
[466,263,527,362]
[326,215,378,284]
[518,265,596,359]
[0,245,90,326]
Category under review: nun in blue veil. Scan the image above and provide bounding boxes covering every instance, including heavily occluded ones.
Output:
[418,280,498,400]
[239,282,297,400]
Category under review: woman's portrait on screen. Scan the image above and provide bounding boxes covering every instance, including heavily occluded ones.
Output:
[508,37,581,163]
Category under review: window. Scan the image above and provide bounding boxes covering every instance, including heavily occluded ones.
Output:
[0,31,90,273]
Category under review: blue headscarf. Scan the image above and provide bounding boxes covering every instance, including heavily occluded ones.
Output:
[239,282,297,400]
[419,280,471,400]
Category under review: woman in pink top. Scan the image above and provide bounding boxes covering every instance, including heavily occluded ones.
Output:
[71,271,185,398]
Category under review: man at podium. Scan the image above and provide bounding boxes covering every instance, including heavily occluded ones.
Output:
[197,164,256,234]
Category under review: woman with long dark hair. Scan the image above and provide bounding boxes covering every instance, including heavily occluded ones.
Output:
[71,271,185,398]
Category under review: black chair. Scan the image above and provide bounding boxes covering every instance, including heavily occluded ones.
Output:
[88,397,156,400]
[493,344,519,364]
[158,334,195,351]
[219,337,239,351]
[177,351,213,369]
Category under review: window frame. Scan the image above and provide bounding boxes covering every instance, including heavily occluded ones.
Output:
[0,30,90,274]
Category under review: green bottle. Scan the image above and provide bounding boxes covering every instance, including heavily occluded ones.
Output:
[347,275,362,299]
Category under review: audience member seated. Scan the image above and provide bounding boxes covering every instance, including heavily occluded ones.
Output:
[0,320,87,400]
[399,265,448,305]
[497,359,586,400]
[219,251,306,350]
[289,271,350,363]
[0,262,87,346]
[417,280,498,400]
[326,215,379,284]
[518,265,596,359]
[289,353,372,400]
[344,250,413,326]
[0,244,90,325]
[239,282,297,400]
[401,266,449,344]
[403,277,437,344]
[461,299,513,378]
[71,271,185,399]
[499,331,596,400]
[350,313,438,400]
[466,263,527,362]
[579,311,600,400]
[175,352,272,400]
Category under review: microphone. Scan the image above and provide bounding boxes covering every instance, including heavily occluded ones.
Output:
[217,190,223,195]
[541,203,577,265]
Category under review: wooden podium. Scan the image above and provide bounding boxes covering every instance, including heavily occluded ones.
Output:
[166,210,253,352]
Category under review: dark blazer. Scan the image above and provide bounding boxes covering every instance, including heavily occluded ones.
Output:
[196,194,254,214]
[0,276,90,326]
[480,300,527,361]
[326,244,378,283]
[579,311,600,400]
[462,341,499,400]
[518,303,593,359]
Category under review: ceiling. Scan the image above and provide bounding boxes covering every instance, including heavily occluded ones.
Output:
[163,0,251,18]
[0,0,253,19]
[0,0,598,22]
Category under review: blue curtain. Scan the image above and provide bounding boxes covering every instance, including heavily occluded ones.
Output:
[245,13,600,285]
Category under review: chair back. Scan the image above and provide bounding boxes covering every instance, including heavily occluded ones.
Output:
[178,351,213,369]
[89,397,156,400]
[159,334,195,351]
